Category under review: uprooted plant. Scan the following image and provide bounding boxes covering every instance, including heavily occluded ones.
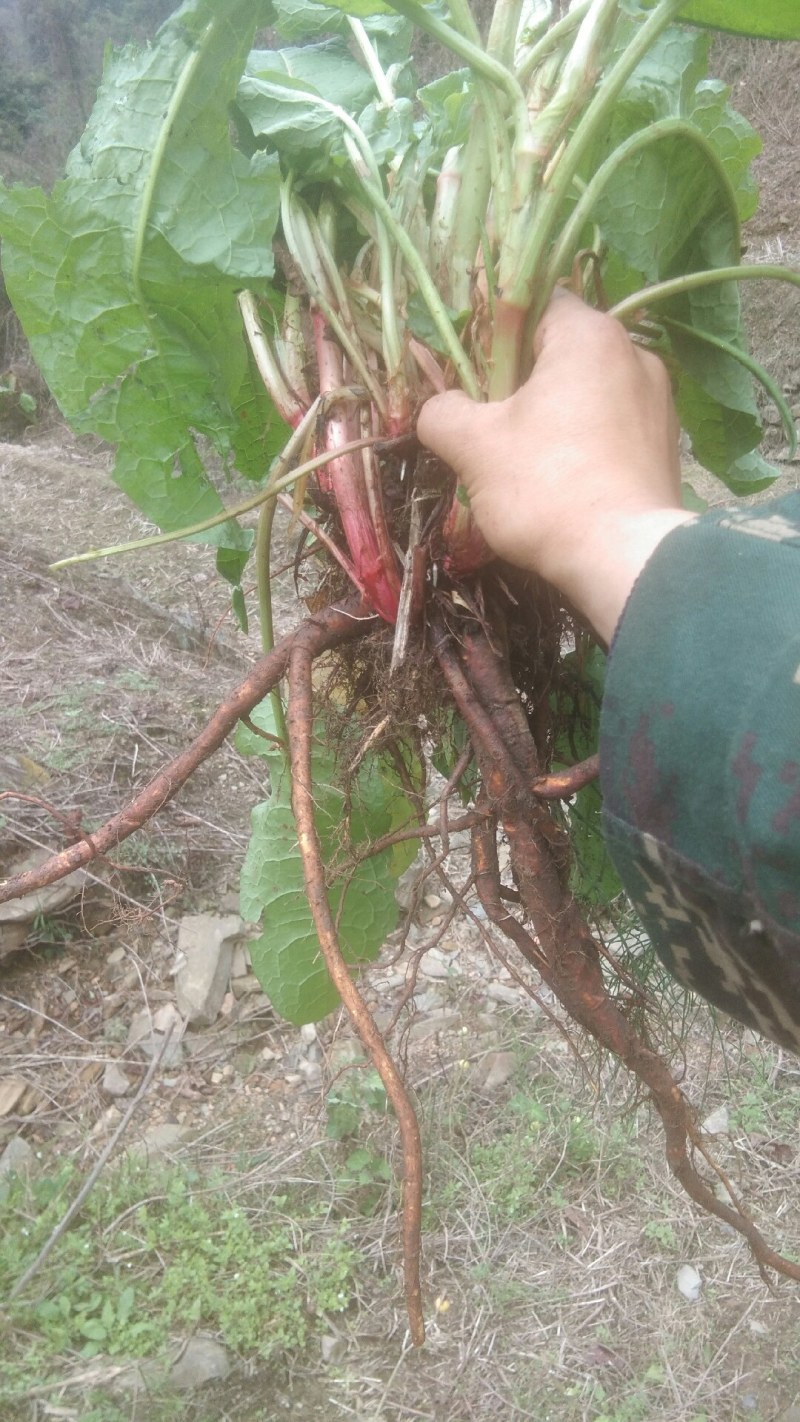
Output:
[1,0,800,1344]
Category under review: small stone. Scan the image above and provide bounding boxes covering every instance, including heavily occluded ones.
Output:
[701,1104,729,1135]
[169,1337,231,1390]
[127,1009,151,1047]
[175,913,243,1026]
[102,1062,133,1098]
[0,848,85,925]
[381,971,407,990]
[423,894,442,910]
[298,1060,322,1086]
[153,1004,181,1034]
[320,1334,347,1365]
[676,1264,702,1302]
[412,989,444,1014]
[486,982,522,1006]
[421,947,460,980]
[128,1003,184,1066]
[300,1023,318,1045]
[0,1134,34,1177]
[260,1046,278,1063]
[140,1123,187,1155]
[0,1077,28,1118]
[407,1011,461,1042]
[106,946,127,966]
[231,976,260,999]
[473,1050,516,1093]
[0,923,28,957]
[230,943,251,979]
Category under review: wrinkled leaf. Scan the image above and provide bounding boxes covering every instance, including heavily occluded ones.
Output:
[237,40,377,168]
[273,0,413,64]
[417,68,474,151]
[0,0,284,568]
[238,701,416,1024]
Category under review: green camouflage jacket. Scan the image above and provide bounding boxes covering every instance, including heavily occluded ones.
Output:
[600,491,800,1051]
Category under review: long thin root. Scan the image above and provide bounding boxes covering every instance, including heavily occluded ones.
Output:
[287,626,426,1345]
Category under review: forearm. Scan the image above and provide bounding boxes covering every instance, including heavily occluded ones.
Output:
[598,492,800,1048]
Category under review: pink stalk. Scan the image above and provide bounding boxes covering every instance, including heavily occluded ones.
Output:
[361,405,405,600]
[313,311,400,623]
[442,500,492,576]
[408,338,448,394]
[275,492,367,598]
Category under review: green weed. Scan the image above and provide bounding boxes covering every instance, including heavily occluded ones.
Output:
[729,1058,800,1135]
[0,1154,357,1403]
[641,1219,679,1252]
[433,1065,638,1228]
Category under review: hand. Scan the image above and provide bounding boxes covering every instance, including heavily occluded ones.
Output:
[417,290,695,642]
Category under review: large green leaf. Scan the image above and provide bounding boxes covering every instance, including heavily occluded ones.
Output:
[592,129,737,286]
[0,0,286,577]
[240,42,376,149]
[589,20,769,493]
[272,0,413,64]
[237,702,417,1025]
[241,795,403,1024]
[677,0,800,40]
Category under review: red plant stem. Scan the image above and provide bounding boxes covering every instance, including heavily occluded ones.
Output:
[408,338,448,394]
[360,405,403,602]
[286,628,425,1346]
[313,312,400,623]
[0,602,372,906]
[275,492,363,591]
[441,500,493,578]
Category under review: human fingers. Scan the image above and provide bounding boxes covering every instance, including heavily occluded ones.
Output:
[531,287,616,362]
[416,388,489,472]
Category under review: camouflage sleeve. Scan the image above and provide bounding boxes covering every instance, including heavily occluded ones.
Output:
[599,491,800,1050]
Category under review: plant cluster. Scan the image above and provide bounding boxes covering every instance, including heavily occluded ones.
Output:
[1,0,799,1343]
[0,1156,356,1391]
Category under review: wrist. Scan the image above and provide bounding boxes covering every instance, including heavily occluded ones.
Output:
[553,508,698,644]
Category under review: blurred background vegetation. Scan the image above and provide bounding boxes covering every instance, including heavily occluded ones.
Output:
[0,0,175,368]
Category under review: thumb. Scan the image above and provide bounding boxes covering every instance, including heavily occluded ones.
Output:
[416,389,485,470]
